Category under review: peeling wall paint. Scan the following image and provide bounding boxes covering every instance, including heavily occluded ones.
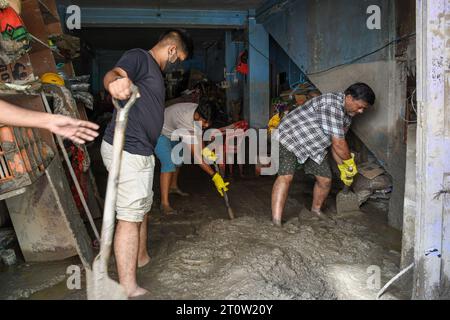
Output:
[260,0,392,74]
[413,0,450,299]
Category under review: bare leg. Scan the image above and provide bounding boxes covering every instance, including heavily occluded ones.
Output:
[311,176,332,212]
[114,220,148,297]
[160,172,175,213]
[169,168,180,189]
[138,214,150,268]
[168,168,189,196]
[271,175,294,226]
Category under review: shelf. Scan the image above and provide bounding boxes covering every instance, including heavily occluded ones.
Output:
[0,81,41,98]
[0,187,27,201]
[0,90,40,98]
[29,34,65,60]
[38,0,60,25]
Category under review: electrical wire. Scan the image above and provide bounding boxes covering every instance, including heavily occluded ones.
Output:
[307,33,416,76]
[410,88,417,114]
[400,88,418,123]
[248,32,416,77]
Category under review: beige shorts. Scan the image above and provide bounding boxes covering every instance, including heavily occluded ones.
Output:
[101,141,155,223]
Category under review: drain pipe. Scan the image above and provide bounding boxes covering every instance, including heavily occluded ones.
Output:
[376,263,414,299]
[377,248,442,299]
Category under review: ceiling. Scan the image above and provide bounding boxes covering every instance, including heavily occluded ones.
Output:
[68,0,266,10]
[65,1,257,51]
[80,27,229,51]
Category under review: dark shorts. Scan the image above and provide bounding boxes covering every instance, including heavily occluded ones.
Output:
[278,143,332,178]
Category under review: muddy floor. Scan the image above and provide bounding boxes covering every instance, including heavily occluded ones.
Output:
[24,160,410,300]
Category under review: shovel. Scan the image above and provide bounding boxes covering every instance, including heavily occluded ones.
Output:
[336,185,360,214]
[336,167,360,215]
[86,85,140,300]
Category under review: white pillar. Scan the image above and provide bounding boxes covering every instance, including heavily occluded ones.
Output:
[413,0,450,299]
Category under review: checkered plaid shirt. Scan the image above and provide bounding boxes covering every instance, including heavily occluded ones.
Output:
[278,92,352,165]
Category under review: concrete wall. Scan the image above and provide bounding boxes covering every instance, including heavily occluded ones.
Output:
[401,124,416,269]
[413,0,450,299]
[269,37,305,93]
[259,0,392,74]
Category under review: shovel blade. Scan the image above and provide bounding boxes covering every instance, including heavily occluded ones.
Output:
[227,207,235,220]
[86,260,128,300]
[336,189,360,215]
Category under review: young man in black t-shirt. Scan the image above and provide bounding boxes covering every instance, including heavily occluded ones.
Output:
[101,29,193,298]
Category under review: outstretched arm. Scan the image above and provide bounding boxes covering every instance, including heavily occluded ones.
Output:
[0,99,99,144]
[190,143,215,176]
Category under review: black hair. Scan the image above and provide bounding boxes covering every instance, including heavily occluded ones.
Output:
[344,83,376,105]
[159,28,194,59]
[195,97,214,123]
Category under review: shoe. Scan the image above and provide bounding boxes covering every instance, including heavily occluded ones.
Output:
[169,187,190,197]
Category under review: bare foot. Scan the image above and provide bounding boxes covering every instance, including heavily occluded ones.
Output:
[169,187,190,197]
[160,204,178,216]
[272,218,282,227]
[127,286,149,298]
[310,209,335,223]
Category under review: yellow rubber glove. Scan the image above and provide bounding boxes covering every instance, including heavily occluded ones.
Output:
[268,113,281,134]
[341,175,354,187]
[338,164,352,185]
[342,153,358,178]
[212,173,230,197]
[202,147,218,162]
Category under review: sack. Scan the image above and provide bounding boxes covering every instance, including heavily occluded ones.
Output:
[0,1,21,13]
[0,5,30,64]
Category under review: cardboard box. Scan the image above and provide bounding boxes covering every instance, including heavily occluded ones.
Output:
[0,54,34,83]
[358,162,385,180]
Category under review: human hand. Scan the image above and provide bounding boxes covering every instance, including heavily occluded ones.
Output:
[268,113,282,134]
[341,175,354,187]
[212,173,230,197]
[202,147,218,162]
[342,153,358,178]
[47,114,99,144]
[108,77,133,100]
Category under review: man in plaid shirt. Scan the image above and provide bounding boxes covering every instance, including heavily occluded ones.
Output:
[272,83,376,226]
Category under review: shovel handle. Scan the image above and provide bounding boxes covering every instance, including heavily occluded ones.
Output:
[213,163,234,220]
[112,84,140,113]
[99,85,140,269]
[343,165,354,193]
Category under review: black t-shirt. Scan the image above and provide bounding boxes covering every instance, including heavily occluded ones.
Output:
[103,49,165,156]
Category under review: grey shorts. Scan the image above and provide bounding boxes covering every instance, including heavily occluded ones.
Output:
[278,143,332,178]
[101,141,155,223]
